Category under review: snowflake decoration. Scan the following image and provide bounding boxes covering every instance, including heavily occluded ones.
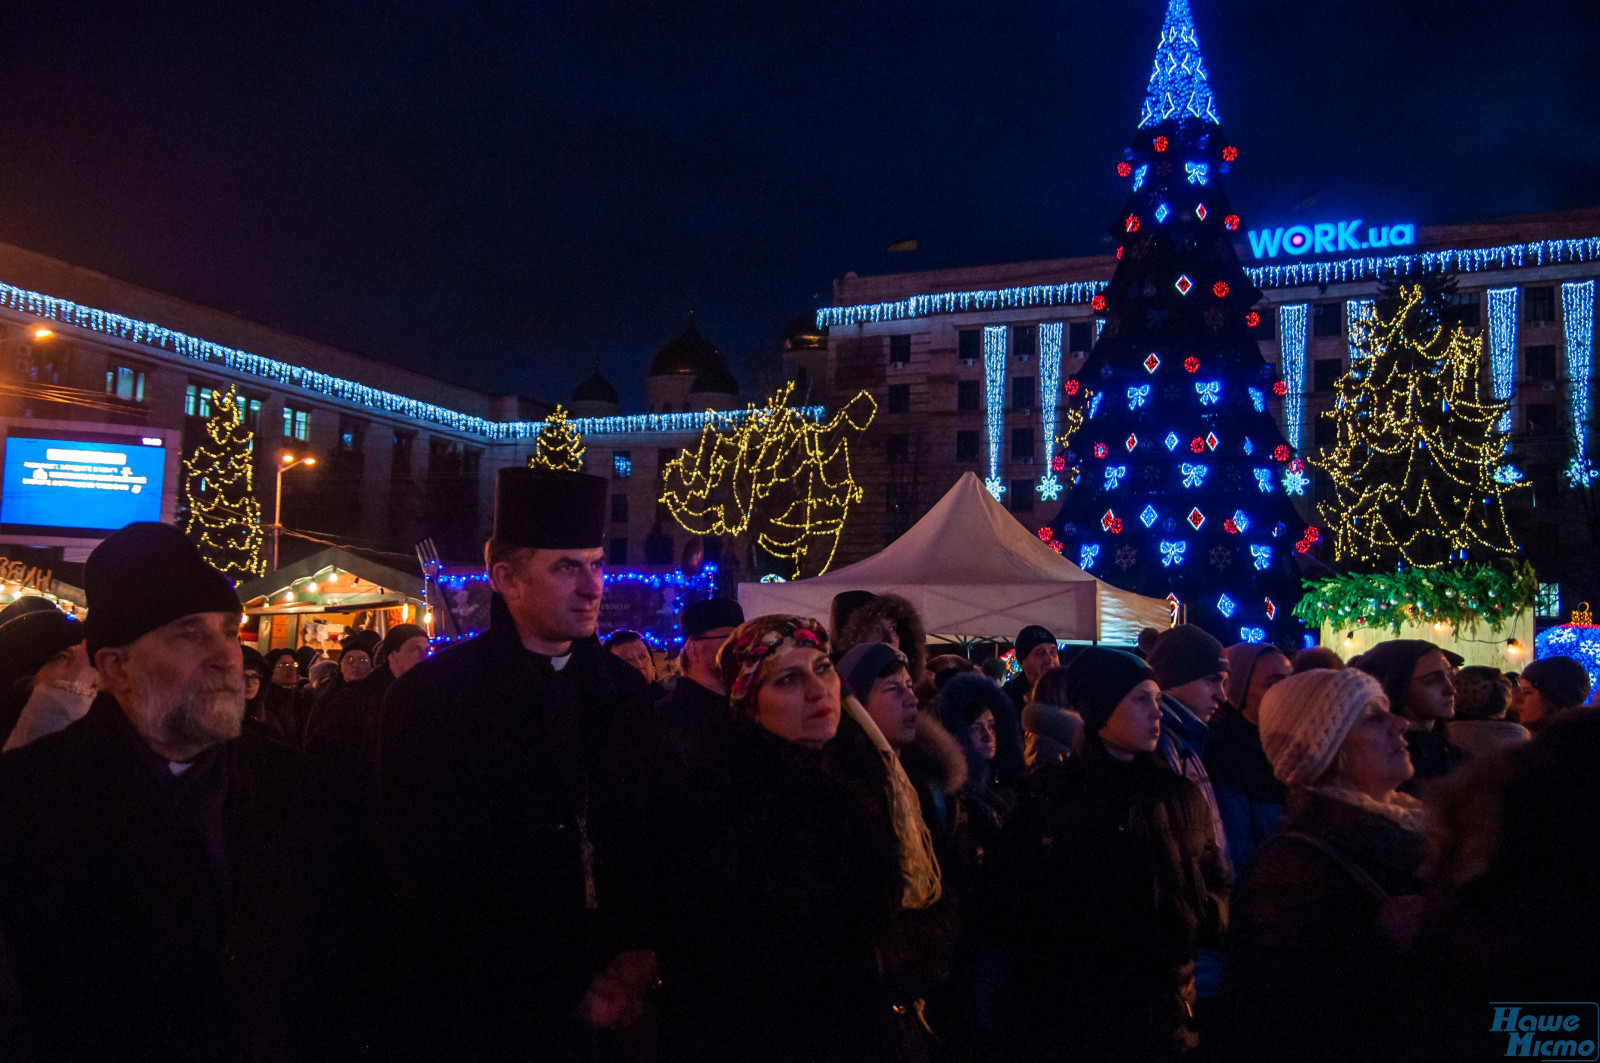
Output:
[984,477,1005,500]
[1116,545,1139,571]
[1210,545,1233,570]
[1282,468,1310,496]
[1037,475,1062,501]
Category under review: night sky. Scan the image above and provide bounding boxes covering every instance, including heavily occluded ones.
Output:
[0,0,1596,413]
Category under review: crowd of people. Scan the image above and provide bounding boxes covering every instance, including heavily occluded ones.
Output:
[0,464,1593,1062]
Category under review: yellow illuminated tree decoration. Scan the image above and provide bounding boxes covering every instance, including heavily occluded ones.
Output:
[660,382,877,578]
[182,387,266,577]
[528,405,586,472]
[1313,283,1521,569]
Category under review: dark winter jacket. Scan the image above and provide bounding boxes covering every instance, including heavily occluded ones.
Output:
[1156,692,1230,874]
[1202,704,1286,872]
[1021,700,1083,771]
[1401,724,1464,794]
[303,664,397,831]
[1215,786,1427,1063]
[379,594,655,1061]
[900,711,972,895]
[0,693,370,1063]
[653,717,917,1063]
[982,737,1230,1062]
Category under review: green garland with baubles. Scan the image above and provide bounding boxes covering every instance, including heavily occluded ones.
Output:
[1292,561,1537,636]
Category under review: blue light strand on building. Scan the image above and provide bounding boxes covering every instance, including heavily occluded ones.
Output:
[983,325,1007,499]
[1345,299,1374,364]
[1138,0,1218,128]
[1486,287,1518,434]
[1038,322,1063,498]
[1278,303,1309,450]
[815,239,1600,327]
[1562,281,1596,486]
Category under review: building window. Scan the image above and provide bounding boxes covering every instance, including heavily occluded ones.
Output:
[611,494,629,524]
[889,334,911,366]
[1312,358,1344,393]
[608,538,628,566]
[1526,404,1560,436]
[337,416,366,454]
[282,405,310,442]
[1011,427,1034,462]
[955,430,980,462]
[1068,321,1093,353]
[184,384,213,419]
[1445,291,1481,330]
[1013,376,1035,410]
[1524,344,1559,382]
[888,384,911,414]
[957,379,980,412]
[242,396,263,432]
[1312,302,1343,338]
[957,329,981,362]
[392,432,415,482]
[1013,325,1037,360]
[1525,286,1556,324]
[887,433,910,462]
[658,447,678,474]
[105,365,146,403]
[1009,480,1034,511]
[613,451,632,478]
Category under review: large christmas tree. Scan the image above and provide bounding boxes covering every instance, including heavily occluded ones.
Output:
[183,387,267,578]
[1050,0,1310,643]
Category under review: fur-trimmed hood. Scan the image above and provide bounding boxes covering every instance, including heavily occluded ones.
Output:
[1021,700,1084,771]
[903,710,968,795]
[836,592,928,684]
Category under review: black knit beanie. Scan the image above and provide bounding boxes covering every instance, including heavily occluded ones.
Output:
[0,601,83,678]
[1147,624,1227,689]
[1064,647,1155,735]
[83,523,241,655]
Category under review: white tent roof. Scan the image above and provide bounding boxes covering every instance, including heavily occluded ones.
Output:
[738,472,1172,643]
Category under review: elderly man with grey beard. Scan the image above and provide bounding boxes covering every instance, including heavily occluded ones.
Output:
[0,522,370,1063]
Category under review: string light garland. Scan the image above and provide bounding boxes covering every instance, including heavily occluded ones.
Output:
[1486,287,1518,434]
[1346,299,1375,364]
[527,405,586,472]
[1138,0,1218,127]
[983,325,1008,499]
[1038,322,1063,498]
[1562,280,1596,486]
[1278,304,1308,449]
[1313,284,1521,568]
[182,387,266,577]
[1292,562,1536,636]
[659,382,877,579]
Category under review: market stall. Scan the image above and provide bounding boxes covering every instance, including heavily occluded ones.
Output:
[237,547,428,653]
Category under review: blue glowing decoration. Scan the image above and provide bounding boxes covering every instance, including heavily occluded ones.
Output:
[1486,287,1518,434]
[1282,466,1310,495]
[1127,384,1152,409]
[1164,431,1180,451]
[1133,163,1149,191]
[1185,161,1209,185]
[1254,468,1275,493]
[1095,319,1106,343]
[1240,627,1266,644]
[1242,437,1254,455]
[1217,594,1236,618]
[1248,387,1264,412]
[1155,202,1170,223]
[1251,544,1272,571]
[1278,303,1308,449]
[1195,381,1220,406]
[1563,281,1596,486]
[1160,540,1188,567]
[1080,543,1100,570]
[816,239,1600,327]
[1346,299,1375,364]
[1140,504,1159,528]
[1139,0,1218,127]
[1104,465,1128,490]
[1231,509,1250,533]
[984,476,1006,500]
[1534,625,1600,701]
[1248,221,1415,260]
[1039,321,1063,492]
[613,454,632,478]
[1089,392,1104,419]
[1180,462,1208,488]
[759,573,786,583]
[1494,465,1524,485]
[984,325,1007,493]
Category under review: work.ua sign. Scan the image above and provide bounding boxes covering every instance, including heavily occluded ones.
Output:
[1246,219,1416,259]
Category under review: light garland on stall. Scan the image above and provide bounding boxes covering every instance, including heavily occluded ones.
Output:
[1486,286,1518,434]
[1312,285,1521,567]
[1278,304,1308,450]
[182,387,267,578]
[1562,280,1596,486]
[983,325,1007,499]
[1038,321,1063,500]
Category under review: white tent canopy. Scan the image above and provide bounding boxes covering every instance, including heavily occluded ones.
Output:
[738,472,1172,643]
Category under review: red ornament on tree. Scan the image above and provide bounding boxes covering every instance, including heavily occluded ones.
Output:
[1051,455,1067,472]
[1125,216,1140,233]
[1153,136,1168,152]
[1117,161,1133,177]
[1273,444,1291,462]
[1116,246,1124,260]
[1272,380,1288,397]
[1190,437,1206,454]
[1091,294,1107,311]
[1049,540,1064,553]
[1064,379,1081,396]
[1223,518,1239,534]
[1224,214,1240,231]
[1222,146,1238,162]
[1093,442,1108,459]
[1212,281,1229,298]
[1303,526,1322,543]
[1183,356,1200,373]
[1245,311,1261,328]
[1038,527,1054,542]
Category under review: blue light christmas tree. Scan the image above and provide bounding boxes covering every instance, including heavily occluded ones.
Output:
[1050,0,1311,644]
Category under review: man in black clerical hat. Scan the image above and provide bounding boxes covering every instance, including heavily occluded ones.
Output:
[0,522,368,1061]
[380,467,658,1060]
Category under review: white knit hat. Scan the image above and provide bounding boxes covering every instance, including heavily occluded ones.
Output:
[1259,668,1387,787]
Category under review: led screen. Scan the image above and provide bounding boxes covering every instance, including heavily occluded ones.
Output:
[1,435,166,534]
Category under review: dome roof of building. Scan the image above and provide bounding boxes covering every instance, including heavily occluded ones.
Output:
[784,314,828,352]
[572,368,619,405]
[649,313,726,377]
[689,364,740,397]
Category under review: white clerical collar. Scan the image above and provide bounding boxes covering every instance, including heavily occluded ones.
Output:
[550,653,572,672]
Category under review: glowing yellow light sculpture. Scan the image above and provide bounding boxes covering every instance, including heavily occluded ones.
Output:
[528,405,586,472]
[1313,285,1520,568]
[183,387,267,577]
[660,382,877,578]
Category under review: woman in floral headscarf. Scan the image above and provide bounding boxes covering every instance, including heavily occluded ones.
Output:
[653,615,914,1063]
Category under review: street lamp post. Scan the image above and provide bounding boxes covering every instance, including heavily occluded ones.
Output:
[272,452,316,572]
